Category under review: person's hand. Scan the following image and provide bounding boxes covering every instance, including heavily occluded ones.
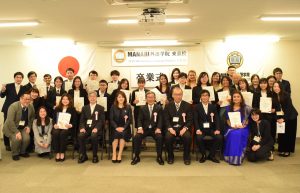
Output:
[15,132,22,140]
[92,128,98,133]
[137,128,144,134]
[271,108,275,113]
[214,130,220,135]
[277,118,284,124]
[196,130,202,135]
[134,99,139,104]
[54,124,59,129]
[44,144,49,148]
[80,128,86,133]
[1,84,6,92]
[66,124,72,129]
[155,128,161,134]
[252,145,261,151]
[179,127,187,136]
[168,128,176,136]
[25,127,30,134]
[116,127,124,132]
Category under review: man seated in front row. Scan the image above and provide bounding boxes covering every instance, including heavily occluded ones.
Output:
[131,91,164,165]
[193,89,222,163]
[3,91,35,161]
[78,91,105,164]
[164,87,193,165]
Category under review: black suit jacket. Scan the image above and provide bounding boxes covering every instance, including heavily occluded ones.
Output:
[164,100,193,131]
[45,88,67,117]
[19,82,34,96]
[1,83,22,114]
[79,104,105,132]
[53,106,78,131]
[169,84,191,102]
[97,90,112,120]
[137,103,163,132]
[109,104,132,130]
[280,79,291,94]
[68,89,89,106]
[272,92,298,120]
[193,103,220,134]
[250,119,274,148]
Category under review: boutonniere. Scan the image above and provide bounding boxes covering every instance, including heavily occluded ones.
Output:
[124,115,128,122]
[153,112,157,122]
[210,113,214,122]
[95,111,98,121]
[182,113,186,123]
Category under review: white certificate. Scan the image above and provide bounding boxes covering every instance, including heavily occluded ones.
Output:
[56,96,61,106]
[135,91,146,106]
[182,89,192,104]
[218,91,230,107]
[203,86,215,101]
[120,89,131,101]
[241,92,253,107]
[228,112,242,127]
[276,122,285,134]
[37,85,47,97]
[86,80,99,92]
[64,81,72,92]
[260,97,272,113]
[151,88,162,102]
[57,112,71,129]
[97,97,107,112]
[74,97,84,112]
[107,82,118,94]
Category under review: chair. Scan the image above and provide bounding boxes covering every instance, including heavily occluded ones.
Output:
[195,135,223,161]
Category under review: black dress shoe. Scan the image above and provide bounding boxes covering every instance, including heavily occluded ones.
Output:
[55,158,60,162]
[208,156,220,163]
[199,154,206,163]
[283,152,291,157]
[167,158,174,164]
[184,159,191,165]
[60,157,65,162]
[20,153,30,158]
[131,156,140,165]
[92,156,99,163]
[78,155,88,164]
[12,155,20,161]
[156,157,164,165]
[6,146,11,151]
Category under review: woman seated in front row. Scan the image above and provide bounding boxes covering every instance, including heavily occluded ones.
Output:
[248,108,274,162]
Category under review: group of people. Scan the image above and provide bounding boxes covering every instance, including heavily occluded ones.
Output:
[0,66,298,166]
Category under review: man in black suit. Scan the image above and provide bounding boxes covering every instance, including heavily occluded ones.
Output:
[43,74,54,95]
[273,67,291,94]
[19,71,37,96]
[63,68,75,92]
[230,73,241,91]
[78,91,105,164]
[164,87,193,165]
[169,72,192,102]
[194,90,222,163]
[110,70,120,84]
[97,80,112,121]
[131,91,164,165]
[1,72,24,151]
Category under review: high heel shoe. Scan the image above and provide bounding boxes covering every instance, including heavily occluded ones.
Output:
[60,157,65,162]
[55,158,60,162]
[117,159,122,163]
[112,160,117,163]
[283,152,290,157]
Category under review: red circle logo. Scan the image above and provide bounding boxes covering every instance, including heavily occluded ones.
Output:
[58,56,80,77]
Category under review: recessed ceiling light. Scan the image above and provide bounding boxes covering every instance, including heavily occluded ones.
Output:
[23,38,75,47]
[165,18,191,23]
[0,21,39,27]
[260,15,300,21]
[122,40,180,46]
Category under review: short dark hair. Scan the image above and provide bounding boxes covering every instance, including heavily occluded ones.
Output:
[110,70,120,76]
[29,87,40,95]
[27,71,37,78]
[259,78,268,84]
[137,77,146,84]
[228,65,236,70]
[99,79,108,86]
[200,89,210,97]
[114,90,127,106]
[43,74,51,78]
[14,72,24,79]
[251,108,262,119]
[179,72,187,79]
[54,76,64,83]
[273,67,283,75]
[250,74,260,82]
[89,70,98,76]
[66,68,74,73]
[20,90,31,98]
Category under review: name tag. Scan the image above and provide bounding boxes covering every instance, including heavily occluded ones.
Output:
[173,117,179,122]
[203,122,210,128]
[253,136,261,143]
[87,119,93,125]
[19,121,25,126]
[276,111,284,116]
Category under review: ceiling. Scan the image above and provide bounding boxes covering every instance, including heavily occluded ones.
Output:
[0,0,300,46]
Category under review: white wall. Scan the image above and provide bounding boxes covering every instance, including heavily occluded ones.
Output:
[0,40,299,136]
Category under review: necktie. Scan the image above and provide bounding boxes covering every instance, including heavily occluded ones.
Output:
[175,103,180,111]
[149,105,153,119]
[56,89,60,94]
[16,85,20,94]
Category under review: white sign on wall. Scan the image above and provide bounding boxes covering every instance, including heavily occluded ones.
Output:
[112,48,188,66]
[130,68,170,88]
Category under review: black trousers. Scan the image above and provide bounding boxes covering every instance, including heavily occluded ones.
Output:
[78,132,99,157]
[52,129,69,153]
[278,119,297,153]
[165,130,191,160]
[247,145,272,162]
[133,129,163,157]
[196,133,223,157]
[3,112,10,147]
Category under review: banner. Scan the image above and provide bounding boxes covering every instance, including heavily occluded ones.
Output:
[130,67,170,88]
[112,48,188,66]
